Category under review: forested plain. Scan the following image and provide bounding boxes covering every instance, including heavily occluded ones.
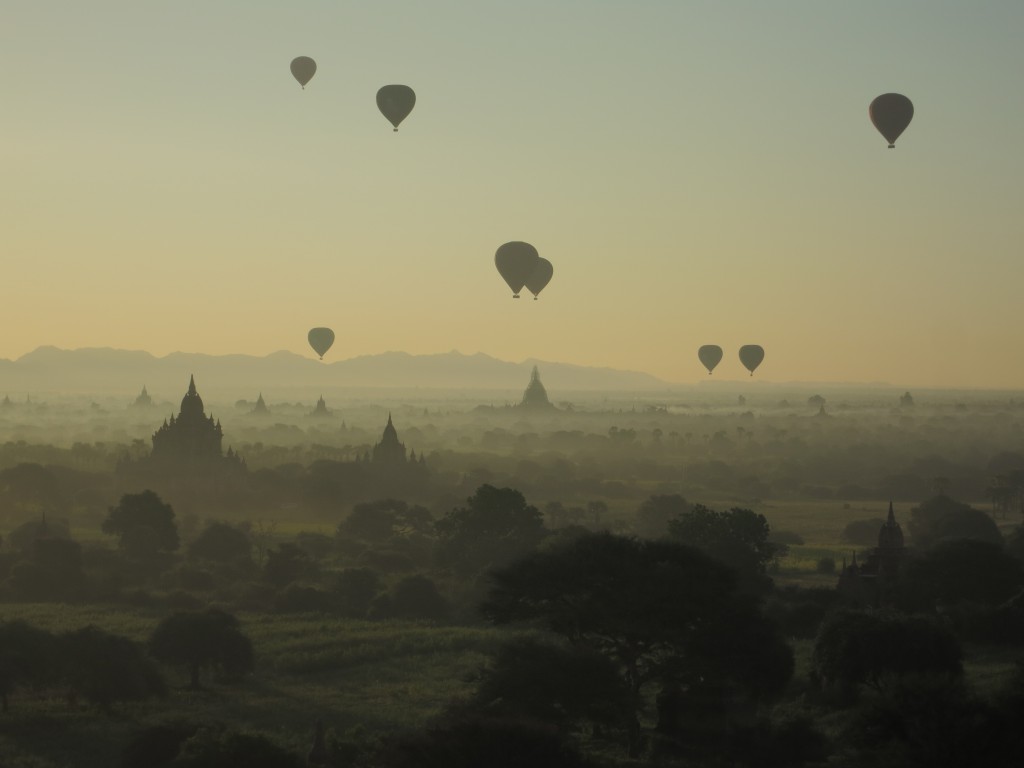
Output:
[2,383,1024,767]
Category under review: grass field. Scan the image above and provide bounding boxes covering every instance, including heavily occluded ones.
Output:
[0,604,523,767]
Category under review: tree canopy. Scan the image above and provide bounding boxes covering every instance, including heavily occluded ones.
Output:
[102,490,180,554]
[908,495,1002,549]
[482,533,793,755]
[812,610,963,694]
[668,504,784,593]
[149,609,253,689]
[435,485,545,577]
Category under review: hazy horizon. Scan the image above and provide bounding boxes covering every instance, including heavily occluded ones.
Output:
[4,343,1019,394]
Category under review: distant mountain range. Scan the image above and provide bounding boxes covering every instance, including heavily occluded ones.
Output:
[0,347,673,397]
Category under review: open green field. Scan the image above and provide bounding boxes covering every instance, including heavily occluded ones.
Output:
[0,604,522,768]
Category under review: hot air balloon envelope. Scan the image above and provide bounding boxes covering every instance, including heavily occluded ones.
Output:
[698,345,723,375]
[308,327,335,360]
[495,242,541,298]
[524,258,554,299]
[869,93,913,148]
[739,345,765,376]
[291,57,317,88]
[377,85,416,131]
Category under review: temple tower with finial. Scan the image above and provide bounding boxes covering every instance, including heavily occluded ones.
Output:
[251,393,269,415]
[150,375,225,463]
[132,386,153,407]
[311,395,331,417]
[520,365,554,409]
[877,501,905,581]
[372,413,407,465]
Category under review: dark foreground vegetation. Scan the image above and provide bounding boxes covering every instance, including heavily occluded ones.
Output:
[3,387,1024,765]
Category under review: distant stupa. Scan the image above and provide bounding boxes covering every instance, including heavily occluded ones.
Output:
[520,366,554,409]
[311,395,331,417]
[251,393,269,415]
[132,385,153,407]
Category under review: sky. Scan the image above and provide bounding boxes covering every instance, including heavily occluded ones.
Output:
[3,1,1024,388]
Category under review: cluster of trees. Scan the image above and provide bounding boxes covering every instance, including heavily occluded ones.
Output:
[8,453,1024,765]
[0,608,251,714]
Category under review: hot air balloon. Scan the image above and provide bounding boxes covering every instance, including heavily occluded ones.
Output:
[291,57,317,89]
[308,327,335,360]
[739,345,765,376]
[495,242,541,298]
[524,258,554,300]
[698,345,723,375]
[869,93,913,148]
[376,85,416,131]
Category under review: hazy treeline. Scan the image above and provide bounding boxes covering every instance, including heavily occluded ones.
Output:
[3,386,1024,765]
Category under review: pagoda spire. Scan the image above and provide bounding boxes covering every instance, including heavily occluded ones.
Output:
[887,500,896,524]
[188,375,197,396]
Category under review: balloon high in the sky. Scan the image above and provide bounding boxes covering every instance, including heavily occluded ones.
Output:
[869,93,914,148]
[495,242,541,299]
[290,57,317,89]
[739,345,765,376]
[376,85,416,131]
[698,345,723,375]
[524,258,554,300]
[307,327,335,360]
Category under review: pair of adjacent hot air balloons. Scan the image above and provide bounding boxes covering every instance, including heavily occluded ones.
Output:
[308,327,335,360]
[698,345,765,377]
[869,93,913,148]
[494,242,553,300]
[289,57,416,131]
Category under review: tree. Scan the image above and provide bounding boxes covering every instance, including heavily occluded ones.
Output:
[188,522,251,564]
[0,621,55,712]
[0,463,68,519]
[470,637,631,732]
[59,626,165,711]
[339,498,433,543]
[841,518,886,547]
[482,533,793,756]
[895,539,1024,611]
[121,721,201,768]
[5,516,71,551]
[264,542,316,587]
[170,724,302,768]
[374,715,599,768]
[633,494,688,539]
[435,485,545,577]
[102,490,179,553]
[6,537,87,602]
[812,610,962,695]
[908,495,1002,549]
[332,567,380,618]
[668,505,784,593]
[149,609,253,689]
[386,575,450,621]
[845,676,1003,768]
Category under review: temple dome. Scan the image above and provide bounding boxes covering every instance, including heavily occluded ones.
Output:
[179,375,205,420]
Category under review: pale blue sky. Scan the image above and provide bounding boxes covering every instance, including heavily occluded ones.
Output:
[2,1,1023,386]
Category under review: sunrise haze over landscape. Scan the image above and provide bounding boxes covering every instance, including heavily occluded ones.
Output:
[3,0,1023,388]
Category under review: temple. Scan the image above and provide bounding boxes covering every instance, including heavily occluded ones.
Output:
[251,393,269,415]
[131,386,153,407]
[836,502,907,605]
[311,395,331,417]
[519,366,554,409]
[373,413,408,466]
[151,376,225,463]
